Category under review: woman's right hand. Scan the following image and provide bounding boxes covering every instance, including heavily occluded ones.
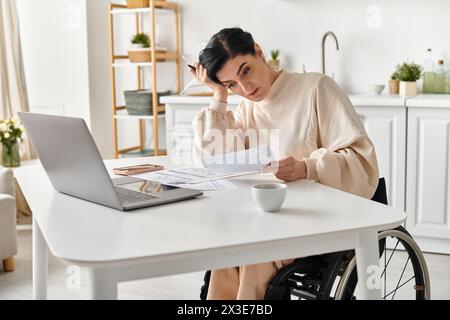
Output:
[189,63,228,103]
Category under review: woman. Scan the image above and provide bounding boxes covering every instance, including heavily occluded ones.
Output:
[190,27,379,300]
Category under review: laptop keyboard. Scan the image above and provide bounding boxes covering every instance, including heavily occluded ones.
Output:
[115,187,159,204]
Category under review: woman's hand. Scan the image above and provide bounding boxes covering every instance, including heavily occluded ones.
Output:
[189,63,228,103]
[271,157,307,182]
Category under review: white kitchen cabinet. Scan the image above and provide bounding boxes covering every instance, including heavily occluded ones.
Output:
[355,106,406,212]
[406,107,450,254]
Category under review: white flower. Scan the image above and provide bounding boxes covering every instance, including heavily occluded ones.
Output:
[4,132,10,139]
[0,123,7,132]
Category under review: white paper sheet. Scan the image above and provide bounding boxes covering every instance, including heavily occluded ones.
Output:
[204,144,275,174]
[131,145,275,191]
[131,167,237,191]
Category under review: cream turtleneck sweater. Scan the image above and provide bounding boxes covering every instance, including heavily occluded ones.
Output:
[192,71,379,199]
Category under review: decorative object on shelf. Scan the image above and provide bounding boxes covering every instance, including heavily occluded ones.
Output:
[124,90,171,115]
[128,32,166,63]
[433,60,446,94]
[422,48,434,94]
[389,71,400,94]
[268,49,280,71]
[394,62,423,96]
[0,118,23,168]
[126,0,167,8]
[126,0,149,9]
[368,84,385,95]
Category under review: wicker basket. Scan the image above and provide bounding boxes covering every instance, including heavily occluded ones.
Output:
[126,0,149,9]
[127,0,166,8]
[128,49,166,63]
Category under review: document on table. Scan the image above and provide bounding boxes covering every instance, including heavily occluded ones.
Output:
[204,144,274,175]
[131,167,237,191]
[131,145,275,191]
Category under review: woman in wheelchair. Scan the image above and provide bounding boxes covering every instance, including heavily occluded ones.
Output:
[191,28,430,300]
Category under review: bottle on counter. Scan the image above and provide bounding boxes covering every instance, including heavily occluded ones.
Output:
[434,60,446,94]
[423,48,434,93]
[446,67,450,94]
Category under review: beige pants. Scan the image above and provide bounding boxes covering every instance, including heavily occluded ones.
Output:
[207,259,294,300]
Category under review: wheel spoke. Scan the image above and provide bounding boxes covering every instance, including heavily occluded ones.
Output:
[381,275,415,300]
[381,239,400,278]
[384,241,387,300]
[345,277,354,298]
[391,256,410,300]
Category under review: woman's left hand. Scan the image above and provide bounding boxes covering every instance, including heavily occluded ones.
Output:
[270,157,307,182]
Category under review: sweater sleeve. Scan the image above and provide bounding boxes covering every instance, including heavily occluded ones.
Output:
[192,99,246,165]
[303,76,380,199]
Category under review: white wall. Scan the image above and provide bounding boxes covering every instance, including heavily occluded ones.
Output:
[16,0,90,118]
[177,0,450,93]
[16,0,450,159]
[16,0,114,158]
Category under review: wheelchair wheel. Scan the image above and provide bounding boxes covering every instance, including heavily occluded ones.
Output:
[334,226,431,300]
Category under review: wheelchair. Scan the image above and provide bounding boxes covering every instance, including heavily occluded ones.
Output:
[200,178,431,300]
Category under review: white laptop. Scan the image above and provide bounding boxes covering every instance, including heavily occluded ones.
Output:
[18,112,203,211]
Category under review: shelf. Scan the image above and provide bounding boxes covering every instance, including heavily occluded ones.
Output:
[113,52,178,62]
[114,107,166,120]
[111,1,179,14]
[113,62,152,68]
[115,114,165,120]
[109,1,181,159]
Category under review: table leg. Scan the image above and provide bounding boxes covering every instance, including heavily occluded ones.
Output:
[32,216,48,300]
[88,268,118,300]
[355,231,382,300]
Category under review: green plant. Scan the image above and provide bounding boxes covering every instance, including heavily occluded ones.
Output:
[394,62,423,82]
[131,32,150,48]
[0,118,23,148]
[390,71,400,81]
[270,49,280,61]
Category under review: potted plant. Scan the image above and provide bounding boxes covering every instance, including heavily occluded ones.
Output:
[389,71,400,94]
[268,49,280,71]
[395,62,423,96]
[128,32,166,63]
[0,118,24,168]
[129,32,150,63]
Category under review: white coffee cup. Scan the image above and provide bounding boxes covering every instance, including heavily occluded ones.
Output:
[252,183,287,212]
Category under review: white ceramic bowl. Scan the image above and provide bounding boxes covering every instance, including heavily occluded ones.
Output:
[252,183,288,212]
[369,84,385,95]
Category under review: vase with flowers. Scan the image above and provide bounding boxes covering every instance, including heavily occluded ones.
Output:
[0,118,24,168]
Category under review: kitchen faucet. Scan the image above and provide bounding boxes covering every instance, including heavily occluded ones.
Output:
[321,31,340,75]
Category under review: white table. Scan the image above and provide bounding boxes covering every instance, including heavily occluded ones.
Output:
[15,157,406,300]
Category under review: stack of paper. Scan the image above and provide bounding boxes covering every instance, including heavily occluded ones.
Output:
[132,145,274,191]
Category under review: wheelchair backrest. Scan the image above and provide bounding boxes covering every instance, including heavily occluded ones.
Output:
[371,178,388,206]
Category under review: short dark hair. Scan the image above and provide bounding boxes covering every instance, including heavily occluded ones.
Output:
[199,27,256,85]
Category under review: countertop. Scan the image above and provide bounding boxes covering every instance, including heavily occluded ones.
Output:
[405,94,450,108]
[161,94,450,108]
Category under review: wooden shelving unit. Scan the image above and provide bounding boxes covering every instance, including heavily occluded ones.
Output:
[108,1,182,158]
